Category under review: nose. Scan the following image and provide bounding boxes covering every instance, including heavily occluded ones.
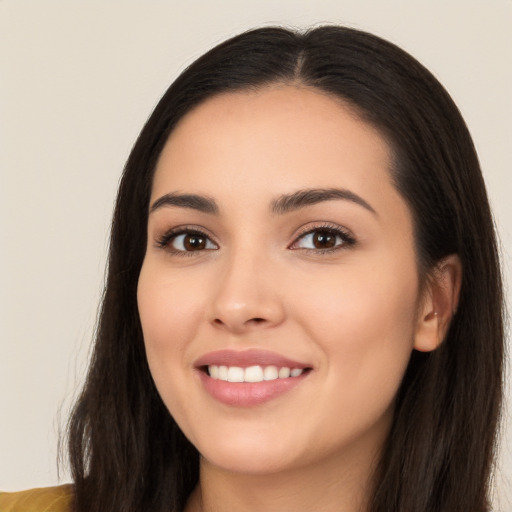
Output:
[208,250,285,334]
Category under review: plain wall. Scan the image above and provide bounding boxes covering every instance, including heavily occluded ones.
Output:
[1,0,511,508]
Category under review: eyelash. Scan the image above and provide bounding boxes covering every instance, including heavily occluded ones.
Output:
[156,226,218,257]
[290,223,357,252]
[155,223,356,256]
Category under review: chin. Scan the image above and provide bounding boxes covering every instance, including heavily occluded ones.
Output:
[191,428,301,475]
[201,448,297,476]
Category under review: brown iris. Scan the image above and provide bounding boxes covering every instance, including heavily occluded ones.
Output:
[312,231,337,249]
[183,234,207,251]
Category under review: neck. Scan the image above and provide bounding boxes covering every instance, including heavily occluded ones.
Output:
[185,443,381,512]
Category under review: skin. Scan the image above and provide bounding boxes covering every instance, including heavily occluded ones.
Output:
[137,85,460,512]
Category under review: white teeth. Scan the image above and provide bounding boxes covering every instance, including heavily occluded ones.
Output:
[263,366,278,380]
[245,365,264,382]
[208,364,306,382]
[209,365,219,379]
[218,365,228,380]
[227,366,244,382]
[278,367,291,378]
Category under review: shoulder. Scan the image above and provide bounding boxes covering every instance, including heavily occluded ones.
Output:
[0,484,73,512]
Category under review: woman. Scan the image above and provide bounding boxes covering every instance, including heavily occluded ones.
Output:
[1,25,504,512]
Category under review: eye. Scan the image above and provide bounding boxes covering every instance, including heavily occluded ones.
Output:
[290,225,355,252]
[157,229,218,253]
[172,233,216,251]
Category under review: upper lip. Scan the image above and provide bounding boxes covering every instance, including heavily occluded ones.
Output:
[194,349,311,369]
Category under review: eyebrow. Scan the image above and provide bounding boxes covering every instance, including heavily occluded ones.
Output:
[149,187,376,216]
[271,188,377,215]
[150,193,219,214]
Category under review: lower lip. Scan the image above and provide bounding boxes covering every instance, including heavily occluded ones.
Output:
[197,370,309,407]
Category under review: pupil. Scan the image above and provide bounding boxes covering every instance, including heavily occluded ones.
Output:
[184,235,206,251]
[313,231,335,249]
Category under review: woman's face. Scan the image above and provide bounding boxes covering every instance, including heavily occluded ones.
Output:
[138,85,426,476]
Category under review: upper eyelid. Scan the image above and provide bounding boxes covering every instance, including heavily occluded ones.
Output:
[158,225,216,237]
[155,225,219,248]
[292,222,355,240]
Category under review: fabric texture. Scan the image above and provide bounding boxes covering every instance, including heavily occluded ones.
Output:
[0,485,73,512]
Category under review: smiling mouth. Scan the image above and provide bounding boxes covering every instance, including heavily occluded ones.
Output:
[194,349,313,406]
[205,365,310,383]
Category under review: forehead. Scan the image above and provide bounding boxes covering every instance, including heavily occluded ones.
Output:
[152,85,394,204]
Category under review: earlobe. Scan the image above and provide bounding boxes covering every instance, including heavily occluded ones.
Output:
[413,254,462,352]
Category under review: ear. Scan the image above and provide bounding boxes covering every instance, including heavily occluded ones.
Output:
[413,254,462,352]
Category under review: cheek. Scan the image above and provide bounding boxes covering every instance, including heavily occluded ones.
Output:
[301,255,418,335]
[136,263,207,397]
[137,262,209,432]
[137,263,203,350]
[297,256,419,415]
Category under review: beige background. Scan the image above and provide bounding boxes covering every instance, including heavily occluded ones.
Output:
[1,0,510,508]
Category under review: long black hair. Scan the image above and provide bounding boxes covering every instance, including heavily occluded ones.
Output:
[67,26,504,512]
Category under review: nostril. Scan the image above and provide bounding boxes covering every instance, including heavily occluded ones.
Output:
[211,312,278,332]
[248,318,266,324]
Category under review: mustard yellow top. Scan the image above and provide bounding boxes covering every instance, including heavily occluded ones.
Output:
[0,485,73,512]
